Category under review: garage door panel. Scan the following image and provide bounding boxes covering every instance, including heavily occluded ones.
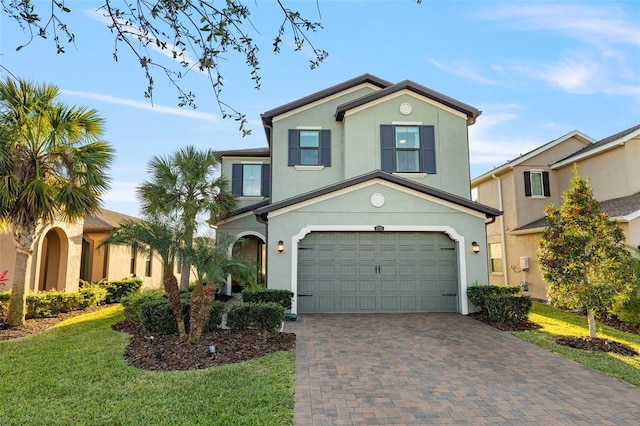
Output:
[298,232,458,313]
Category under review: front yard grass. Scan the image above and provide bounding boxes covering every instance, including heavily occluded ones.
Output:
[514,302,640,386]
[0,305,295,426]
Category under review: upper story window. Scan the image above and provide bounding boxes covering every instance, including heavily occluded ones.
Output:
[380,124,436,174]
[232,163,270,197]
[288,129,331,167]
[489,243,503,274]
[524,171,550,197]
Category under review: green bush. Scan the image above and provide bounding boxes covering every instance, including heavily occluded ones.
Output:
[467,284,520,314]
[226,302,285,338]
[98,278,143,304]
[241,289,294,310]
[613,295,640,325]
[484,294,532,323]
[0,291,10,321]
[78,284,108,308]
[121,289,165,322]
[26,291,84,319]
[138,296,226,335]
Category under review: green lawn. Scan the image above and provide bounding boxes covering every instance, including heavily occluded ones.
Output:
[514,302,640,386]
[0,305,295,426]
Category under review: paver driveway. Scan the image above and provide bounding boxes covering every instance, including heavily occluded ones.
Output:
[285,313,640,425]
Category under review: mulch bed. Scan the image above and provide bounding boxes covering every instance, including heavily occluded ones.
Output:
[468,312,542,332]
[556,336,639,357]
[112,320,295,371]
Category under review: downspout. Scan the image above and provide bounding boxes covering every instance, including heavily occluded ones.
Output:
[491,173,509,286]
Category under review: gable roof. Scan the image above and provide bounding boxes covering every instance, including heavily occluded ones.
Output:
[472,130,594,184]
[551,123,640,169]
[260,73,392,128]
[513,191,640,233]
[217,147,270,158]
[254,170,501,221]
[84,209,140,232]
[335,80,481,124]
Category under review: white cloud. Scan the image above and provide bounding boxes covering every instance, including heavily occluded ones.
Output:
[62,90,219,121]
[427,57,503,86]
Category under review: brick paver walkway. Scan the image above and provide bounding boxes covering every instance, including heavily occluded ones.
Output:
[285,313,640,425]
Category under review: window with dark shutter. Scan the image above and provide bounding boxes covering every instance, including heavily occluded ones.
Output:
[525,171,550,197]
[288,129,331,166]
[380,124,436,173]
[231,163,269,197]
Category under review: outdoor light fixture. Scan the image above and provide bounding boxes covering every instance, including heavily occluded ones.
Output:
[277,240,285,253]
[472,241,480,254]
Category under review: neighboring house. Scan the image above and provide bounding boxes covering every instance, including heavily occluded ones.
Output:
[216,74,501,315]
[0,209,168,293]
[471,124,640,300]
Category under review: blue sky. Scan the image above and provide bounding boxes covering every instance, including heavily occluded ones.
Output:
[2,1,639,218]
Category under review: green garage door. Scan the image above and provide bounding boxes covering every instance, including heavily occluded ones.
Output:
[297,232,458,313]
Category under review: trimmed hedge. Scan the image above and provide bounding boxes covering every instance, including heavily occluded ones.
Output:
[226,302,285,337]
[121,289,165,322]
[95,278,143,304]
[138,297,226,335]
[467,284,531,323]
[0,292,10,320]
[241,289,294,310]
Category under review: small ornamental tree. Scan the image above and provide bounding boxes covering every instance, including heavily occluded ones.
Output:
[537,166,636,338]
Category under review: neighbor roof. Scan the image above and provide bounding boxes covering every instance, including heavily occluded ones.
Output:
[254,170,501,220]
[335,80,481,124]
[217,147,270,157]
[83,209,140,232]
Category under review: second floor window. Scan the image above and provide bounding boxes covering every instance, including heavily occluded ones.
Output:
[489,243,503,273]
[232,163,270,197]
[288,129,331,167]
[381,124,436,174]
[524,171,550,197]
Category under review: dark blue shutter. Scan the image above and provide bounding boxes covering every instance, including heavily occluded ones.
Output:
[320,130,331,167]
[524,172,532,196]
[380,125,395,172]
[420,126,436,174]
[288,129,299,166]
[542,171,550,197]
[231,164,243,196]
[261,164,271,197]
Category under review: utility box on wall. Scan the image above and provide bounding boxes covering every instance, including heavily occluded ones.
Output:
[520,256,530,271]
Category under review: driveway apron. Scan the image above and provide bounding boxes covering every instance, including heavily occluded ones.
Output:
[285,313,640,425]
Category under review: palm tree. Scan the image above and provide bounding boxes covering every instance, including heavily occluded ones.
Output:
[137,146,237,291]
[0,78,113,326]
[99,217,188,340]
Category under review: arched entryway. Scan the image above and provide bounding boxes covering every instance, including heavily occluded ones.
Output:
[38,228,69,291]
[232,233,266,291]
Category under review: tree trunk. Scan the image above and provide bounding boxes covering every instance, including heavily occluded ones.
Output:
[188,283,216,343]
[587,308,597,338]
[179,228,194,291]
[163,273,187,340]
[7,251,30,326]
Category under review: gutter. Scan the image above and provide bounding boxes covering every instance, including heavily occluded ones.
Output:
[491,173,509,285]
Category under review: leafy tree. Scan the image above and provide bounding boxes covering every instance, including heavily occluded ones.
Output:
[0,77,113,326]
[99,217,188,340]
[2,0,330,135]
[138,145,237,292]
[537,167,636,338]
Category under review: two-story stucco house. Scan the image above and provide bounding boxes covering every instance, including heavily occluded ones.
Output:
[472,124,640,300]
[216,74,501,315]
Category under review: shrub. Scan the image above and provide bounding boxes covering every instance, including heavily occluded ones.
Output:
[98,278,143,304]
[613,295,640,325]
[78,284,108,308]
[26,291,84,318]
[0,291,10,322]
[138,296,226,335]
[467,284,520,314]
[241,289,294,310]
[226,302,285,339]
[484,294,532,323]
[122,289,165,322]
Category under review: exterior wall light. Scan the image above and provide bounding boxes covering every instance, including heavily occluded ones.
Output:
[471,241,480,254]
[277,240,285,253]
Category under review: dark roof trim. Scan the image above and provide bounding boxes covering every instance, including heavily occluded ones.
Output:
[217,147,270,157]
[553,123,640,166]
[260,74,391,128]
[254,170,501,220]
[221,198,270,220]
[335,80,482,124]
